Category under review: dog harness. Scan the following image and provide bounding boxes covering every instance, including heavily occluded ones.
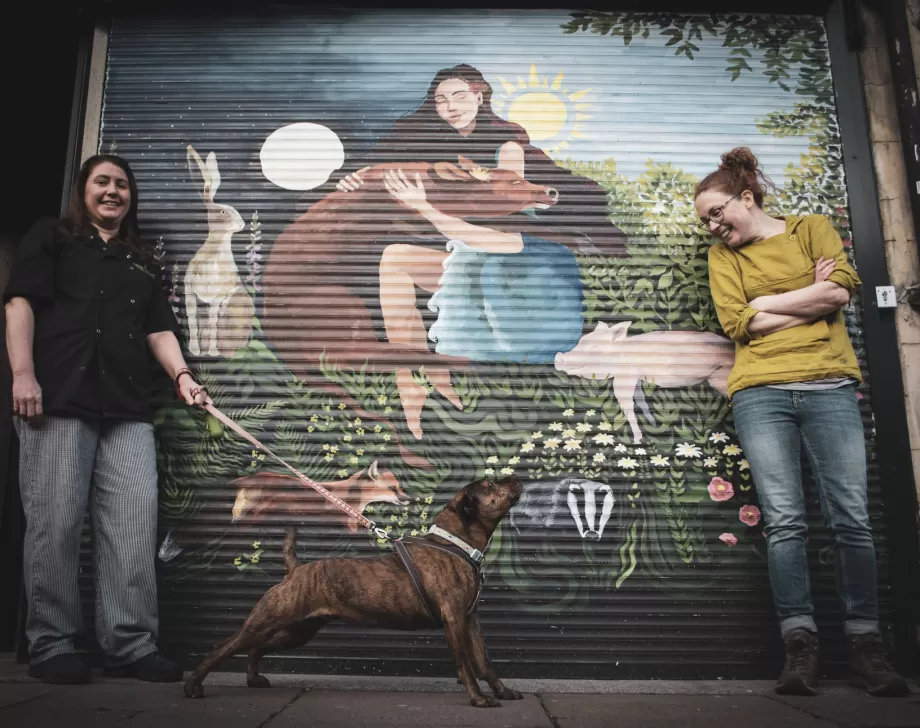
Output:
[394,531,484,628]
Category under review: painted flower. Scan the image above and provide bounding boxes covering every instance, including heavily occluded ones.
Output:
[597,421,613,431]
[383,434,391,441]
[723,444,743,457]
[675,443,702,458]
[337,469,348,478]
[509,456,521,465]
[650,455,670,467]
[593,433,615,445]
[310,414,319,423]
[614,444,628,453]
[617,457,639,470]
[349,456,359,465]
[252,541,261,549]
[486,455,499,464]
[562,429,577,439]
[374,425,382,433]
[384,406,393,415]
[544,439,560,450]
[576,423,593,433]
[330,445,339,454]
[548,422,563,432]
[709,432,729,443]
[501,467,514,475]
[377,395,387,405]
[343,434,352,442]
[322,444,330,451]
[739,505,762,526]
[634,448,646,456]
[307,425,315,433]
[532,431,543,440]
[233,556,242,566]
[484,468,494,475]
[593,453,606,463]
[563,439,582,452]
[357,449,365,456]
[739,459,750,471]
[708,477,734,502]
[563,408,575,417]
[338,403,346,410]
[324,454,334,462]
[353,418,362,426]
[521,442,536,453]
[703,457,719,468]
[719,533,739,547]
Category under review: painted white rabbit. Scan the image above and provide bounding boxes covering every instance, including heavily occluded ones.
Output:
[184,145,251,357]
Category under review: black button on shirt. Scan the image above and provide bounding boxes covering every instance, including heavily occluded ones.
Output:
[4,217,181,422]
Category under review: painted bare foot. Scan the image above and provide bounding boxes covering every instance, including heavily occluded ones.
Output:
[427,366,464,411]
[396,368,429,440]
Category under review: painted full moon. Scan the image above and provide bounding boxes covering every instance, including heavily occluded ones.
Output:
[260,123,345,190]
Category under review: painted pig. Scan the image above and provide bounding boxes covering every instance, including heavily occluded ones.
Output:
[554,321,735,443]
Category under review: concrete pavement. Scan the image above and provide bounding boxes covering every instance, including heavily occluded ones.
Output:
[0,657,918,727]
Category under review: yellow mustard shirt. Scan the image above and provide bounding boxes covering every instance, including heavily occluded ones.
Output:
[707,214,862,398]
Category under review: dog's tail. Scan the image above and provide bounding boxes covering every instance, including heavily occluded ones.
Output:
[282,527,299,578]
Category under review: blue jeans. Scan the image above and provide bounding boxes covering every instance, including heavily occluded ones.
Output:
[731,384,879,638]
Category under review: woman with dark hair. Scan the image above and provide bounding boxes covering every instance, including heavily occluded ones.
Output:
[332,65,625,439]
[5,154,208,685]
[696,147,908,697]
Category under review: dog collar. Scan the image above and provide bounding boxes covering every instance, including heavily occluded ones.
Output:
[428,525,485,565]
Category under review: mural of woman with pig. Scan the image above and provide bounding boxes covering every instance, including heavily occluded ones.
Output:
[696,147,908,698]
[333,64,627,438]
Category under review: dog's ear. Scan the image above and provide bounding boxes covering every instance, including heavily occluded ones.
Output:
[457,488,479,523]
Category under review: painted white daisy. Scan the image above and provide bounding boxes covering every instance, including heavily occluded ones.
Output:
[650,455,670,467]
[703,457,719,468]
[544,439,560,450]
[614,444,628,453]
[593,453,606,463]
[521,442,536,453]
[486,455,499,464]
[676,443,702,458]
[563,408,575,417]
[576,423,593,433]
[548,422,563,432]
[597,421,613,431]
[484,468,494,475]
[709,432,729,443]
[634,448,646,455]
[532,431,544,440]
[618,457,639,469]
[563,439,582,452]
[501,467,514,475]
[586,409,596,416]
[563,429,578,439]
[724,444,743,457]
[509,456,521,465]
[593,433,615,445]
[739,459,750,471]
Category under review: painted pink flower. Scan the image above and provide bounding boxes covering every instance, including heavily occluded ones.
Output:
[707,477,734,502]
[719,533,738,547]
[739,505,761,526]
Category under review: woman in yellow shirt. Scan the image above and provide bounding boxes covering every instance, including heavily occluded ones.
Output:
[696,148,907,697]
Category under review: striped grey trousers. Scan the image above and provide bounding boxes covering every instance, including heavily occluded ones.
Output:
[15,415,160,666]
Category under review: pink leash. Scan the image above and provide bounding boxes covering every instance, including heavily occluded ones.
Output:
[203,403,390,540]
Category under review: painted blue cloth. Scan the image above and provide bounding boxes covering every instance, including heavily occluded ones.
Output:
[427,234,584,363]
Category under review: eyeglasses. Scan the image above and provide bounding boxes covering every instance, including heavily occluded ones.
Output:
[697,192,743,229]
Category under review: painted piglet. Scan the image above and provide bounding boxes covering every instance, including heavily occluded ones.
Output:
[554,321,735,443]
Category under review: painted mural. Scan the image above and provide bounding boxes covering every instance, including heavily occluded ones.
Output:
[101,10,871,624]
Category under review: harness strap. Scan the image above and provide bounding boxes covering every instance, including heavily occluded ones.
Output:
[394,540,442,627]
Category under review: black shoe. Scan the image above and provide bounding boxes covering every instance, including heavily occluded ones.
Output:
[847,633,911,697]
[775,629,819,696]
[27,654,92,685]
[103,652,183,682]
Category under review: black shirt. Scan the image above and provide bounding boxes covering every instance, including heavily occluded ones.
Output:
[3,217,181,422]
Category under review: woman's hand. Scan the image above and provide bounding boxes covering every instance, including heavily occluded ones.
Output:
[12,372,42,422]
[336,167,372,193]
[175,370,211,407]
[814,256,837,283]
[384,169,429,211]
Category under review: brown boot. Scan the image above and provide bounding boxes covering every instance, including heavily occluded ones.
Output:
[775,629,819,696]
[847,633,911,697]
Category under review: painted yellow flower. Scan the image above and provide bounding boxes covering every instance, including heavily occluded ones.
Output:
[724,444,743,457]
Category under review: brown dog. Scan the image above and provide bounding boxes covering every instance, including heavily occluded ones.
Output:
[183,476,523,707]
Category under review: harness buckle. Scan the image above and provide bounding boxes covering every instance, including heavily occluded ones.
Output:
[469,548,484,564]
[369,523,391,541]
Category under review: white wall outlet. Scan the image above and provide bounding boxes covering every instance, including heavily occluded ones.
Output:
[875,285,897,309]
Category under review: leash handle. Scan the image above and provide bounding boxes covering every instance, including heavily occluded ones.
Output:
[202,403,387,539]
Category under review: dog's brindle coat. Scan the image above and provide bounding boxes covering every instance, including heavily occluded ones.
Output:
[183,476,523,707]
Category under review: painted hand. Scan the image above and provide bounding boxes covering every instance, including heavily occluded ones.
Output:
[383,169,428,210]
[814,256,837,283]
[336,166,371,193]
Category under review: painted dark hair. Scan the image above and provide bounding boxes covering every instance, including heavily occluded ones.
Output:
[391,64,527,142]
[63,154,158,267]
[694,147,773,208]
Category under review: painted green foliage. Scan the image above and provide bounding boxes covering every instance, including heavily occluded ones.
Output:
[154,12,860,603]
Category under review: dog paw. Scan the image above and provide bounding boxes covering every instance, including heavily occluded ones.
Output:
[470,695,501,708]
[184,681,204,699]
[247,674,271,689]
[495,687,523,700]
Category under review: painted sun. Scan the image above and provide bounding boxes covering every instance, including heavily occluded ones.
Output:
[493,64,592,154]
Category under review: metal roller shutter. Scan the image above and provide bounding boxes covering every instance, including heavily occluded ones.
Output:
[83,7,892,678]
